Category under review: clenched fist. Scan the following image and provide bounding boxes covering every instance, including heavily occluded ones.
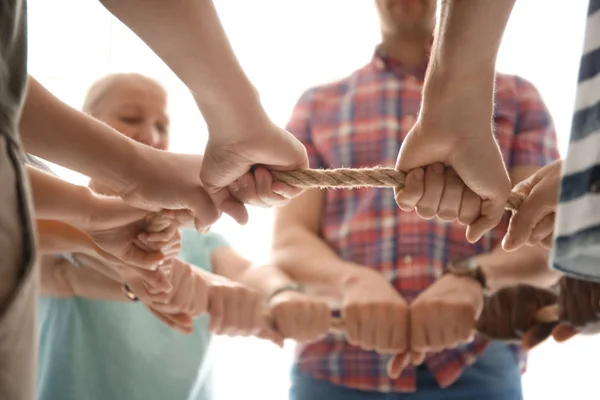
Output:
[268,290,331,342]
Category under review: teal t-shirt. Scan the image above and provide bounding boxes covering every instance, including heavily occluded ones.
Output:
[37,229,229,400]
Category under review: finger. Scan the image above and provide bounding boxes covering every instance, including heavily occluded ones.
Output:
[411,351,426,366]
[220,289,239,336]
[188,275,207,317]
[577,280,596,325]
[159,241,182,258]
[541,233,554,249]
[208,290,224,333]
[315,304,332,340]
[394,168,425,211]
[148,307,193,334]
[229,173,270,208]
[503,192,546,251]
[238,291,258,335]
[358,309,376,350]
[425,309,444,351]
[141,224,179,243]
[342,305,360,346]
[374,306,393,352]
[295,303,312,341]
[387,353,410,379]
[479,292,510,339]
[457,189,481,226]
[249,295,264,336]
[272,304,296,339]
[512,287,538,336]
[271,181,304,200]
[389,307,408,354]
[591,283,600,318]
[551,323,579,343]
[185,186,223,230]
[410,308,428,353]
[122,244,167,270]
[256,324,285,348]
[466,197,505,243]
[527,213,555,246]
[254,167,290,207]
[128,265,172,293]
[438,168,465,221]
[415,163,445,220]
[521,322,556,350]
[161,209,195,227]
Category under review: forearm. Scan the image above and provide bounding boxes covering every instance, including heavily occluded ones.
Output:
[430,0,514,78]
[423,0,515,100]
[271,225,362,293]
[100,0,266,130]
[476,244,560,293]
[40,255,126,300]
[36,219,96,254]
[28,167,98,229]
[210,247,290,297]
[20,76,145,193]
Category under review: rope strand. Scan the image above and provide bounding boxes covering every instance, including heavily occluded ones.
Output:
[271,168,525,212]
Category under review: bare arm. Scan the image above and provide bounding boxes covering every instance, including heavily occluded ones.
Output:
[211,247,298,298]
[99,0,267,131]
[424,0,515,94]
[477,166,560,292]
[36,219,99,255]
[27,164,147,232]
[40,255,126,300]
[271,189,362,293]
[20,77,151,194]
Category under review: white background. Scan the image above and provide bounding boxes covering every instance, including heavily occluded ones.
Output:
[27,0,599,399]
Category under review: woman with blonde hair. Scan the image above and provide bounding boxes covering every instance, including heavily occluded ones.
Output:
[35,73,330,400]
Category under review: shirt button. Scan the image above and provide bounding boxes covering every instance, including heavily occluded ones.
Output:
[404,255,413,264]
[591,180,600,193]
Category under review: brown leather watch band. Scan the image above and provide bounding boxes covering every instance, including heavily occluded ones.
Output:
[445,257,489,295]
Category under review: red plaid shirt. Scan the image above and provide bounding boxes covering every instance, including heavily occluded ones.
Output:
[285,48,560,393]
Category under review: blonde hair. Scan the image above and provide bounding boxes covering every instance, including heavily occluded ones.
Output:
[82,73,165,116]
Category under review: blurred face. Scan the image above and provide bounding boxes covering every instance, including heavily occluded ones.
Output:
[375,0,436,38]
[93,77,170,150]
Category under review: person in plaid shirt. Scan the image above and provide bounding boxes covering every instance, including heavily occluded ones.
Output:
[266,1,560,398]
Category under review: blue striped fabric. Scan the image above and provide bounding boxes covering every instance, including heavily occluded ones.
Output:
[553,0,600,281]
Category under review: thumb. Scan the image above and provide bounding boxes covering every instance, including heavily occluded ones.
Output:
[551,323,579,343]
[395,128,444,173]
[257,325,285,348]
[182,186,222,231]
[521,322,557,350]
[199,156,249,226]
[386,353,410,379]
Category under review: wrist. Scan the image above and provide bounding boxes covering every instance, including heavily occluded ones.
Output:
[92,133,146,197]
[421,69,495,112]
[198,88,271,138]
[445,256,489,295]
[337,263,376,291]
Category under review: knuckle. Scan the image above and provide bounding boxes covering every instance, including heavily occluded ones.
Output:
[416,206,436,219]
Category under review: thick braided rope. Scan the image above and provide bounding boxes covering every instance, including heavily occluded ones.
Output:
[271,167,525,212]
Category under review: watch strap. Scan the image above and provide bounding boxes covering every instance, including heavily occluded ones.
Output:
[267,283,304,303]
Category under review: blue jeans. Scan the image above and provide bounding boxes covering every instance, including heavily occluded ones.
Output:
[290,342,523,400]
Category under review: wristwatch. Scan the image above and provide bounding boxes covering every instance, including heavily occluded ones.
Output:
[445,257,489,295]
[267,283,305,303]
